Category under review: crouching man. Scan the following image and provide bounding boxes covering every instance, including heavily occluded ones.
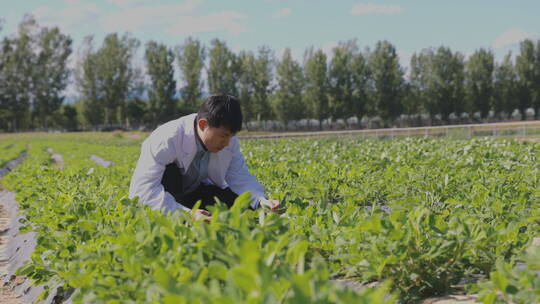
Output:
[129,94,280,222]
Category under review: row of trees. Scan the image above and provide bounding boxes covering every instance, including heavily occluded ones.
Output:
[1,15,540,132]
[0,16,72,131]
[409,44,540,123]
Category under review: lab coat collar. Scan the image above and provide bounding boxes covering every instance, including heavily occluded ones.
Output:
[181,114,197,152]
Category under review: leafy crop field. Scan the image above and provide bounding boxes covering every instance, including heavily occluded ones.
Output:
[0,134,539,303]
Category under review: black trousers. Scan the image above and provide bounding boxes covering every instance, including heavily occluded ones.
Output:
[161,163,238,210]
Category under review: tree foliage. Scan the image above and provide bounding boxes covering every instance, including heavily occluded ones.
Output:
[0,16,36,131]
[411,47,465,123]
[273,48,304,128]
[515,39,540,119]
[252,46,274,121]
[145,41,176,124]
[76,33,140,128]
[207,39,240,96]
[34,25,72,129]
[303,47,329,128]
[466,48,494,119]
[177,37,205,110]
[328,40,357,122]
[368,40,405,124]
[493,52,517,118]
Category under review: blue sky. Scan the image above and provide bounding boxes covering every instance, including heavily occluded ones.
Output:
[1,0,538,86]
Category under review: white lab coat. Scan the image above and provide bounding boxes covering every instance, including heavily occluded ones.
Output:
[129,113,266,213]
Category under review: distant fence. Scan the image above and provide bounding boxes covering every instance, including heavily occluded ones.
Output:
[239,120,540,140]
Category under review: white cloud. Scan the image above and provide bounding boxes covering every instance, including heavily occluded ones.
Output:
[166,11,247,36]
[33,0,246,38]
[33,0,100,34]
[106,0,152,6]
[272,8,292,19]
[102,0,201,32]
[493,29,532,49]
[103,1,246,36]
[350,3,404,15]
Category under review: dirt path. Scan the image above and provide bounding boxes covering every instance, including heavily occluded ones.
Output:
[128,132,141,139]
[0,199,24,304]
[46,148,64,169]
[517,137,540,143]
[421,295,479,304]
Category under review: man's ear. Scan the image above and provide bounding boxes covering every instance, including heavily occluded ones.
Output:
[198,118,208,130]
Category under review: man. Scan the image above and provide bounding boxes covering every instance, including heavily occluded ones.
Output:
[129,94,280,222]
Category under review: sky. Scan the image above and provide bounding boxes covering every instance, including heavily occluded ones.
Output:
[1,0,539,94]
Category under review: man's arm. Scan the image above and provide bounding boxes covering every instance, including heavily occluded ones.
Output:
[225,137,268,209]
[129,131,191,214]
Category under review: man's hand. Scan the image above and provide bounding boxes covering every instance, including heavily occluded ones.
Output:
[260,198,282,213]
[193,209,212,223]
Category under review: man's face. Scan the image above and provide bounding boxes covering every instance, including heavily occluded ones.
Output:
[197,118,235,152]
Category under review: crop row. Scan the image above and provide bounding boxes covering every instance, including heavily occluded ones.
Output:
[0,140,28,167]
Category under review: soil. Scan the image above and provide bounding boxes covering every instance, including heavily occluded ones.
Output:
[517,137,540,143]
[128,132,141,139]
[0,203,24,304]
[421,295,479,304]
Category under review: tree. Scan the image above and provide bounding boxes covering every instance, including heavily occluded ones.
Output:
[126,98,147,127]
[414,47,465,123]
[0,16,36,131]
[0,19,6,130]
[368,40,405,124]
[33,26,72,130]
[408,52,429,117]
[493,52,517,119]
[177,37,205,110]
[0,37,12,131]
[145,41,176,124]
[100,33,140,126]
[437,48,466,122]
[465,48,494,120]
[237,50,257,128]
[72,100,88,129]
[304,47,329,129]
[252,46,274,122]
[351,51,370,123]
[535,40,540,118]
[400,83,418,124]
[207,39,240,96]
[75,37,105,127]
[515,39,537,120]
[328,40,357,123]
[0,15,72,131]
[273,48,304,129]
[61,104,78,131]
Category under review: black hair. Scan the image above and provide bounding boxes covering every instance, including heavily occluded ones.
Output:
[197,94,243,133]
